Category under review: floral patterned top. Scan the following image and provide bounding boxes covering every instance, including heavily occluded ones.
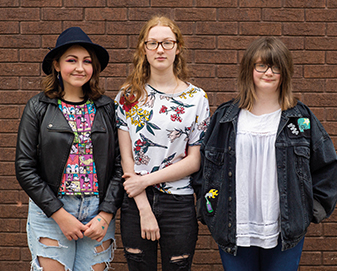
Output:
[115,83,210,195]
[58,99,98,196]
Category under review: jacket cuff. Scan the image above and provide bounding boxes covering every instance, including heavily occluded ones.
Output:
[312,199,327,223]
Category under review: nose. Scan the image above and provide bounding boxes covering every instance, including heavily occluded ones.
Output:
[265,66,273,75]
[75,61,84,71]
[157,43,165,52]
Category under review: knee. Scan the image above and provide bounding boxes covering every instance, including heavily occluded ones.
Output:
[170,254,191,269]
[124,247,144,262]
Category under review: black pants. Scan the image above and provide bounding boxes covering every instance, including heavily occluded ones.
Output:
[121,187,198,271]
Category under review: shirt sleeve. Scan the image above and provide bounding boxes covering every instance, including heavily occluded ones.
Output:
[114,91,129,132]
[188,88,210,146]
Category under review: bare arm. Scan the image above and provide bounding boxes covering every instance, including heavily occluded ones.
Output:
[118,129,160,240]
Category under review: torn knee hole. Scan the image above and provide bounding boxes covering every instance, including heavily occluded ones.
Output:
[170,254,190,264]
[95,239,112,253]
[124,247,144,262]
[39,237,59,247]
[125,247,142,254]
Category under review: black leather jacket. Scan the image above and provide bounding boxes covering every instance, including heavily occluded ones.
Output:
[15,92,124,218]
[192,100,337,255]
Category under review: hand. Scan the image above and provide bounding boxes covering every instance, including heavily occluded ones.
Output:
[139,209,160,241]
[123,172,147,198]
[84,212,112,242]
[52,208,88,241]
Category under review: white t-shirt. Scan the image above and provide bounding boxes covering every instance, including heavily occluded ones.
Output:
[115,83,210,195]
[235,108,281,248]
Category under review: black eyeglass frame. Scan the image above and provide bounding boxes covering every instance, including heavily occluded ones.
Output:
[144,40,178,51]
[254,63,281,74]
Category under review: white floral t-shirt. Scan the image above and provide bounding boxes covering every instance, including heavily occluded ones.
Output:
[115,83,210,195]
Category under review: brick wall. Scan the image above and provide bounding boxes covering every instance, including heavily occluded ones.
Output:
[1,0,337,270]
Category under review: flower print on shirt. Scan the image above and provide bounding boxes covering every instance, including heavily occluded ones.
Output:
[134,133,167,165]
[115,83,210,195]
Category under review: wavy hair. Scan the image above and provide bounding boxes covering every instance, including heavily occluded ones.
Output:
[237,36,296,111]
[42,44,104,100]
[121,16,189,104]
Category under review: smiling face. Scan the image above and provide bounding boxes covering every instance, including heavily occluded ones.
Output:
[145,25,179,74]
[54,45,93,93]
[253,58,281,95]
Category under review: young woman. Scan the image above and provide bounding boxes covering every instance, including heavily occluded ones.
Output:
[15,27,123,271]
[115,16,210,270]
[192,36,337,271]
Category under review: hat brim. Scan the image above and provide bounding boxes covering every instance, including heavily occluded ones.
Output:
[42,41,109,75]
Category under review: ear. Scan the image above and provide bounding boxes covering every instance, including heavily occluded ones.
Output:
[53,60,60,72]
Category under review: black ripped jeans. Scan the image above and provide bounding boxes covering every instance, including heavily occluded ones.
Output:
[120,186,198,271]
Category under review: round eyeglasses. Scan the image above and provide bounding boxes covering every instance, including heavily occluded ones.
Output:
[144,40,178,51]
[254,63,281,74]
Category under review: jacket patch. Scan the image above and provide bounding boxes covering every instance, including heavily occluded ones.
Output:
[204,189,218,213]
[286,117,310,138]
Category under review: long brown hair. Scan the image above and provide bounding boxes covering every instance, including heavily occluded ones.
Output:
[237,36,296,111]
[121,16,189,104]
[42,44,104,100]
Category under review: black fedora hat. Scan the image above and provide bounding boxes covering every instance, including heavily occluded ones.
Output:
[42,27,109,75]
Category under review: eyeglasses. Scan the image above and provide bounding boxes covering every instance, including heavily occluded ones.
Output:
[144,40,178,51]
[254,63,281,74]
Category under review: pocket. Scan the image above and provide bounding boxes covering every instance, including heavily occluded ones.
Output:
[204,148,225,182]
[294,146,310,179]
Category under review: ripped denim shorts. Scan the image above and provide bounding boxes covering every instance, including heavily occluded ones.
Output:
[27,195,116,271]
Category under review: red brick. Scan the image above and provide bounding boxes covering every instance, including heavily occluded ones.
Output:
[323,252,337,265]
[21,0,62,7]
[240,0,281,7]
[193,250,222,264]
[218,36,258,50]
[218,8,261,21]
[196,22,237,35]
[196,0,236,7]
[263,8,305,21]
[188,64,216,78]
[327,23,337,36]
[307,9,337,21]
[292,79,325,93]
[300,251,322,265]
[0,22,18,34]
[85,7,127,21]
[129,8,173,20]
[0,148,15,162]
[0,248,20,261]
[64,0,106,7]
[0,0,19,7]
[284,23,325,36]
[152,0,193,7]
[306,37,337,50]
[0,8,40,20]
[64,21,107,34]
[285,0,325,7]
[185,36,216,49]
[195,50,237,64]
[304,65,337,78]
[0,219,21,233]
[107,0,149,7]
[292,51,325,64]
[107,21,143,35]
[0,35,40,48]
[217,64,240,78]
[240,22,282,35]
[0,64,40,76]
[42,8,84,20]
[21,21,62,35]
[0,262,31,271]
[175,8,217,21]
[0,177,20,190]
[0,78,20,90]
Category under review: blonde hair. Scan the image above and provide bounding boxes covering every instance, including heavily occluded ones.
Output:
[237,36,296,111]
[121,16,189,104]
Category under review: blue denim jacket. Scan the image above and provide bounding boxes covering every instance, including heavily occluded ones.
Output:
[192,100,337,255]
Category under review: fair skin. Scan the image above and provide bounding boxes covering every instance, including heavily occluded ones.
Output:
[39,45,112,271]
[118,25,201,242]
[251,58,281,116]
